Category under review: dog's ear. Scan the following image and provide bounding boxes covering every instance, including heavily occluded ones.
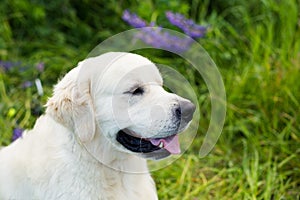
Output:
[71,85,96,142]
[46,69,96,143]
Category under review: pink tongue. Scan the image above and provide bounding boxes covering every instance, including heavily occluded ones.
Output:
[149,134,181,154]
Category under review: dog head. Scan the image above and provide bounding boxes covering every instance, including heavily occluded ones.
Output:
[46,52,195,160]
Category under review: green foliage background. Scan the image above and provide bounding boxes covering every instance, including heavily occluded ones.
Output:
[0,0,299,199]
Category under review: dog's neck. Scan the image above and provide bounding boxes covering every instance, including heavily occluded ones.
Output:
[78,127,150,174]
[69,131,157,199]
[44,113,149,174]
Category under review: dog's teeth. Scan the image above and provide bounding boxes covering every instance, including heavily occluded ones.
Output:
[158,142,164,148]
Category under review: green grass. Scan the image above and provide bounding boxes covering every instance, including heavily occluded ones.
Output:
[1,0,300,199]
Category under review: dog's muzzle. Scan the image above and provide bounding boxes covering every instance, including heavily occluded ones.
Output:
[116,101,196,159]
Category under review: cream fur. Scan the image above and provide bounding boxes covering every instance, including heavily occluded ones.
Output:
[0,52,191,199]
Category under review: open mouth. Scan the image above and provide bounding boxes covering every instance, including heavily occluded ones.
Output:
[116,129,181,154]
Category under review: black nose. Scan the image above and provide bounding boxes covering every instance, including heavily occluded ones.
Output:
[175,101,196,122]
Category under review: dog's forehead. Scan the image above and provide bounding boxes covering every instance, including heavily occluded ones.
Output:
[77,52,163,93]
[106,57,161,81]
[100,53,161,82]
[105,54,163,90]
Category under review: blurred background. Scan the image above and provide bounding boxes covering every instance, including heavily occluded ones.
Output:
[0,0,299,199]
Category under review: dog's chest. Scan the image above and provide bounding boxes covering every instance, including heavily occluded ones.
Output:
[36,162,157,200]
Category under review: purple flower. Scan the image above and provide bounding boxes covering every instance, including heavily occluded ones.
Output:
[137,28,194,53]
[166,11,207,38]
[121,10,200,53]
[0,61,15,71]
[122,10,147,28]
[12,128,23,141]
[22,81,33,88]
[36,62,45,72]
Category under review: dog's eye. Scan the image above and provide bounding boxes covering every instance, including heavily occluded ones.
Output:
[132,87,144,95]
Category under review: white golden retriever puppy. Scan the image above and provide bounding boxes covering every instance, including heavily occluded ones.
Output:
[0,52,195,200]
